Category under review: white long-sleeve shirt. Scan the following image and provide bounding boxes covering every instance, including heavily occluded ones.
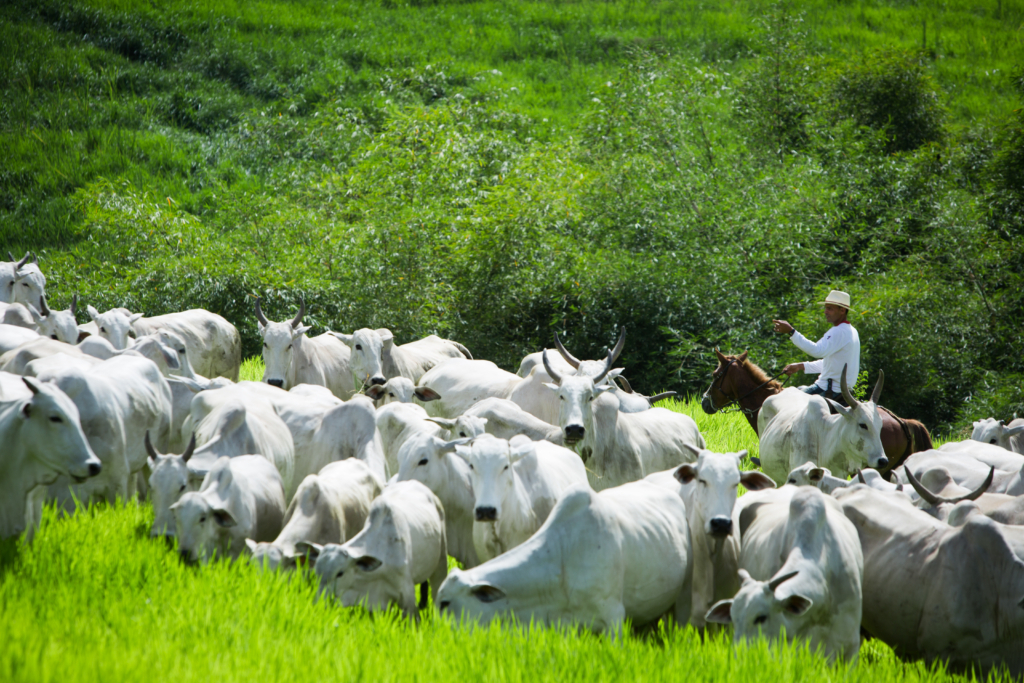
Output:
[790,322,860,391]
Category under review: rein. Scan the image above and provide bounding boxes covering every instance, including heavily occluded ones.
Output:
[703,360,788,416]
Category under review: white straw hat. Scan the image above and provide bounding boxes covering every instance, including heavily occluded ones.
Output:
[817,290,851,309]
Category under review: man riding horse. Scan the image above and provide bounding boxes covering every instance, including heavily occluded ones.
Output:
[773,290,858,406]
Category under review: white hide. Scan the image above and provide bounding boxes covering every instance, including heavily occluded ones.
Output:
[248,459,382,572]
[900,450,1024,495]
[256,299,356,400]
[37,355,173,508]
[437,480,693,636]
[453,434,590,563]
[757,386,887,484]
[414,358,560,424]
[0,373,101,540]
[376,401,445,477]
[173,455,286,563]
[966,417,1024,453]
[133,309,241,381]
[86,305,142,350]
[329,327,470,387]
[428,397,565,446]
[647,447,776,628]
[33,296,80,344]
[313,480,448,620]
[12,258,46,308]
[834,485,1024,675]
[708,486,864,663]
[937,440,1024,472]
[0,323,39,354]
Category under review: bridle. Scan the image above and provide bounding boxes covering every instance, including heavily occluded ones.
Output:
[702,359,788,416]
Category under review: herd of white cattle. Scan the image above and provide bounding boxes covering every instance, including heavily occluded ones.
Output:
[3,252,1024,674]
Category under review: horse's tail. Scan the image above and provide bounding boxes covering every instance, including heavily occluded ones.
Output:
[906,419,933,452]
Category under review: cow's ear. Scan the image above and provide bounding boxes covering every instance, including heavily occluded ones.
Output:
[244,538,258,555]
[825,398,851,416]
[356,555,382,572]
[87,305,100,320]
[414,387,441,402]
[377,329,394,348]
[427,417,457,430]
[470,584,506,603]
[292,324,311,338]
[364,385,386,400]
[129,312,144,324]
[212,509,236,528]
[1006,425,1024,438]
[740,470,777,491]
[780,594,813,616]
[438,437,470,454]
[705,600,734,625]
[510,437,535,464]
[329,331,353,345]
[296,541,323,564]
[594,384,614,396]
[674,464,697,484]
[543,383,559,392]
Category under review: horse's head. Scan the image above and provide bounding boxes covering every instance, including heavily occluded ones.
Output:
[702,349,749,414]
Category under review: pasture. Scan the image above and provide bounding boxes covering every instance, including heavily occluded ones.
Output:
[0,386,987,683]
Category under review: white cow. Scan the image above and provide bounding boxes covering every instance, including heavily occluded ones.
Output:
[364,376,441,406]
[414,359,528,419]
[0,253,32,304]
[376,401,445,477]
[453,434,589,563]
[966,417,1024,453]
[707,486,864,663]
[426,397,565,446]
[37,354,173,507]
[834,485,1024,674]
[757,367,888,484]
[173,454,286,563]
[147,432,197,538]
[329,327,470,387]
[86,305,142,350]
[12,254,45,307]
[35,296,80,344]
[0,374,101,540]
[133,309,241,381]
[395,431,480,568]
[1,335,180,378]
[899,450,1023,495]
[543,350,705,490]
[437,479,693,636]
[186,386,296,498]
[312,480,448,620]
[248,459,381,571]
[647,446,776,628]
[255,297,356,400]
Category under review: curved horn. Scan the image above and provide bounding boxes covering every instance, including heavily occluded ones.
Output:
[768,570,799,592]
[591,347,615,385]
[905,465,994,506]
[39,295,51,317]
[15,252,30,269]
[608,329,626,364]
[144,430,160,460]
[647,391,678,405]
[254,297,270,327]
[904,466,942,506]
[840,364,859,408]
[542,349,563,385]
[291,295,305,328]
[870,369,885,404]
[553,333,581,369]
[857,470,867,485]
[181,433,196,464]
[615,376,635,393]
[7,251,13,261]
[70,294,78,317]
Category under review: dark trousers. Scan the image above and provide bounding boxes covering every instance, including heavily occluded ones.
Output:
[803,379,848,407]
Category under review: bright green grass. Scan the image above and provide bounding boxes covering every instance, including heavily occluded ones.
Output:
[0,365,994,681]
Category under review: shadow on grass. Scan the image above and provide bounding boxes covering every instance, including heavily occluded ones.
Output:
[0,536,23,579]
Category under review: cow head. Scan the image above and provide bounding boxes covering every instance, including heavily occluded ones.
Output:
[330,328,392,388]
[825,365,888,475]
[255,296,309,389]
[364,376,441,405]
[87,305,142,350]
[126,336,181,376]
[17,377,101,485]
[149,329,198,379]
[454,435,533,523]
[12,255,46,307]
[313,543,389,611]
[427,415,488,440]
[0,253,30,303]
[247,541,292,572]
[970,417,1024,450]
[706,569,816,650]
[675,446,775,538]
[147,431,196,539]
[395,432,469,495]
[171,490,235,563]
[543,349,616,447]
[436,568,507,624]
[34,295,79,343]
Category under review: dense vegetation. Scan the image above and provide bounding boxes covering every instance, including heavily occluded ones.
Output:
[2,0,1023,433]
[0,397,994,683]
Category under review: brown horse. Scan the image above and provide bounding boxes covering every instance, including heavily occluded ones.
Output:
[701,349,932,478]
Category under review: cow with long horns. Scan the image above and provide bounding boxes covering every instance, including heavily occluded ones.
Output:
[757,364,888,484]
[255,296,356,400]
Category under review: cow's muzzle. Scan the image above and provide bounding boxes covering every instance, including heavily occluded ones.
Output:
[564,424,585,443]
[475,506,497,522]
[370,376,386,386]
[709,516,733,537]
[267,379,284,388]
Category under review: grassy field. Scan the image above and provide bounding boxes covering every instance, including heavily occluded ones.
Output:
[1,388,985,682]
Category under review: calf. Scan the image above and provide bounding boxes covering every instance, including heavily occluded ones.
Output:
[708,487,864,663]
[173,454,286,563]
[313,480,447,620]
[437,480,693,636]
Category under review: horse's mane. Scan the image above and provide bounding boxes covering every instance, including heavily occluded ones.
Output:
[727,354,783,392]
